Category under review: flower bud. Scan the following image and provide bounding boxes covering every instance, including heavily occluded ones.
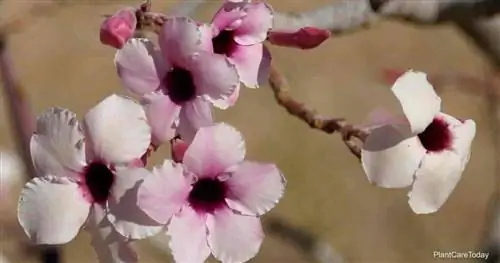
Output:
[100,8,137,49]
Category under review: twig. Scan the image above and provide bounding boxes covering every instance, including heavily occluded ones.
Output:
[267,58,369,160]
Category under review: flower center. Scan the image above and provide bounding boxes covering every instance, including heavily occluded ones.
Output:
[83,161,115,204]
[188,178,227,213]
[165,66,196,104]
[417,117,453,152]
[212,30,237,56]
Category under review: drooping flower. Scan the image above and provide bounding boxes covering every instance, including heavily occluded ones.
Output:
[115,17,239,144]
[361,70,476,214]
[100,8,137,49]
[207,0,272,107]
[137,123,286,263]
[17,95,162,262]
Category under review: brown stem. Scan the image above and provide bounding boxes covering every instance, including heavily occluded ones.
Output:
[267,54,369,160]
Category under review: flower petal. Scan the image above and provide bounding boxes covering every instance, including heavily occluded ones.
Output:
[114,38,167,96]
[207,208,264,263]
[209,85,241,110]
[177,98,214,143]
[225,161,285,216]
[199,24,216,52]
[159,17,203,66]
[18,176,90,244]
[230,43,271,88]
[451,119,476,169]
[137,160,190,224]
[143,94,181,145]
[83,95,151,165]
[30,108,86,177]
[87,204,139,263]
[190,51,239,105]
[391,70,442,135]
[408,150,464,214]
[183,123,246,177]
[361,125,426,188]
[167,206,210,263]
[233,2,273,45]
[211,1,247,33]
[108,168,162,239]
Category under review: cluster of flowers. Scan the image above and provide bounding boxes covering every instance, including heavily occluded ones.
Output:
[14,0,477,262]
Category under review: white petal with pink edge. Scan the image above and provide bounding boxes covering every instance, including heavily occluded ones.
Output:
[83,94,151,165]
[137,160,190,225]
[391,70,441,135]
[18,176,90,244]
[233,2,274,46]
[114,38,167,96]
[167,206,211,263]
[183,123,246,177]
[207,208,264,263]
[225,161,285,216]
[361,125,426,188]
[159,17,203,67]
[30,108,86,178]
[230,43,271,88]
[408,150,464,214]
[190,51,239,106]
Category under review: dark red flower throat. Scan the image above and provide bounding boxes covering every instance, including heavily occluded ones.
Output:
[188,178,228,213]
[82,161,115,204]
[417,117,453,152]
[165,67,196,104]
[212,30,237,56]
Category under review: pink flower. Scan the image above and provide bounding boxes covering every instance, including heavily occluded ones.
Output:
[100,8,137,49]
[361,70,476,214]
[114,17,239,144]
[17,95,162,262]
[137,123,286,263]
[207,0,273,107]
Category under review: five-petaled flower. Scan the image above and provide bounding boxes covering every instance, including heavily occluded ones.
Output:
[208,0,273,101]
[361,70,476,214]
[137,123,286,263]
[17,95,161,262]
[115,17,239,145]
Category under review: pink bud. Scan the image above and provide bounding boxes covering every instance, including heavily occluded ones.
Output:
[268,27,331,49]
[100,8,137,49]
[171,138,189,163]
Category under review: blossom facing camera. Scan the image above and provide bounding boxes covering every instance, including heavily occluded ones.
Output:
[208,0,273,107]
[100,8,137,49]
[137,123,286,263]
[361,70,476,214]
[114,17,239,144]
[17,95,161,262]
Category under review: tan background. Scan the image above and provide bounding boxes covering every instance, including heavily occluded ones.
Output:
[0,0,497,262]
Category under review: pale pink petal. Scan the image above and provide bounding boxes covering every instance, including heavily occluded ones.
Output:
[211,1,247,33]
[171,138,189,163]
[30,108,86,177]
[114,38,167,96]
[177,98,213,143]
[159,17,203,66]
[190,51,239,105]
[199,24,216,53]
[233,2,273,46]
[83,95,151,165]
[86,204,138,263]
[167,206,210,263]
[225,161,285,216]
[361,125,426,188]
[207,208,264,263]
[137,160,190,224]
[229,43,271,88]
[183,123,246,177]
[18,176,90,244]
[408,150,464,214]
[143,93,181,144]
[209,85,241,110]
[391,70,442,135]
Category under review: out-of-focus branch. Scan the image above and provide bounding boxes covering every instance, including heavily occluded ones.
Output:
[267,57,369,160]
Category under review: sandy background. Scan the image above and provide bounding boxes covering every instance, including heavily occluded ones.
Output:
[0,0,498,262]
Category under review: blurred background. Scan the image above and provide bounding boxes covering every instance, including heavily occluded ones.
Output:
[0,0,498,262]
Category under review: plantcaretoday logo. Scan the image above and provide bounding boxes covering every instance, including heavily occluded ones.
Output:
[433,251,490,260]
